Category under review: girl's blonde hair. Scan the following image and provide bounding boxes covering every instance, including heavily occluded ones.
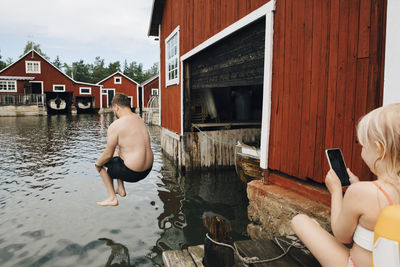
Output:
[357,103,400,180]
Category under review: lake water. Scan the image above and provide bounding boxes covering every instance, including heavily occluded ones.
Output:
[0,114,249,267]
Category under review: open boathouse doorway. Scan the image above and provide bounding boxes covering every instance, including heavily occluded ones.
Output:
[176,13,273,173]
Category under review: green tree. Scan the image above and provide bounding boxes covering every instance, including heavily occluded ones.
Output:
[107,61,121,76]
[52,56,62,70]
[22,41,50,60]
[143,62,159,82]
[73,60,92,82]
[0,51,7,71]
[92,56,107,83]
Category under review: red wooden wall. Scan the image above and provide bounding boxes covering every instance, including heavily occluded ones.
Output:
[143,77,159,108]
[159,0,270,134]
[0,51,101,108]
[99,74,139,108]
[268,0,386,183]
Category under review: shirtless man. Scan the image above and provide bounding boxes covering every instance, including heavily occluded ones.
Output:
[95,93,153,206]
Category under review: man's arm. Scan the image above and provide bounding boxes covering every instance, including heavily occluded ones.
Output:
[96,124,118,170]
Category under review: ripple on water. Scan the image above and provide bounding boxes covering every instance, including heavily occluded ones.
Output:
[0,115,249,267]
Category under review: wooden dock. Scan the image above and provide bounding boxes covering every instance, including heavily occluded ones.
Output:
[162,236,321,267]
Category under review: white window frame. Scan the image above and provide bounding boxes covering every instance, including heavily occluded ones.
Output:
[0,80,17,92]
[165,26,180,87]
[79,87,91,95]
[25,61,41,74]
[114,77,122,84]
[53,84,66,92]
[151,88,159,95]
[128,96,133,108]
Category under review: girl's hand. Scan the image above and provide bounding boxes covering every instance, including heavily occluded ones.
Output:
[347,168,360,184]
[325,169,342,194]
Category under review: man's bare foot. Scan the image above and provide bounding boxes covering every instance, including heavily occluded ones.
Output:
[115,188,126,197]
[96,197,118,206]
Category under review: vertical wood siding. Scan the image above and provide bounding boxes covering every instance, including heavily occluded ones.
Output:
[268,0,387,183]
[160,0,269,134]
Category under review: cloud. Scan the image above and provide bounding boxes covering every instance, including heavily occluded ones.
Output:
[0,0,151,41]
[0,0,159,67]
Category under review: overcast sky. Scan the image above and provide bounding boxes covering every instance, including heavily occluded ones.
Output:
[0,0,159,70]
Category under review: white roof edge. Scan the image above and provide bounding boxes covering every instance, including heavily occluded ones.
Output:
[0,76,36,80]
[147,0,157,37]
[96,71,140,86]
[141,74,159,87]
[0,49,101,87]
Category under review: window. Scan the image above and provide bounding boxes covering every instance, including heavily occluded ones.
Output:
[114,77,122,84]
[80,87,91,94]
[151,88,159,95]
[0,80,17,92]
[165,26,180,86]
[53,85,65,92]
[25,61,41,74]
[102,89,107,94]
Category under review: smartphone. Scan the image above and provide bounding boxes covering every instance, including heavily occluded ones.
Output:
[325,148,350,186]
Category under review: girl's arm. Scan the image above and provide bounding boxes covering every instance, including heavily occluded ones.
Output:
[325,169,365,243]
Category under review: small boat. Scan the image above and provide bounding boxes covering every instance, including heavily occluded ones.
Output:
[49,96,66,110]
[76,97,95,113]
[77,101,91,109]
[235,142,263,184]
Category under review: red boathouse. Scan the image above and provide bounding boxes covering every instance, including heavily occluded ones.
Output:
[147,0,400,237]
[97,71,140,111]
[0,50,101,114]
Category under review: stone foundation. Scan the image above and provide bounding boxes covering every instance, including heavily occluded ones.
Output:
[0,105,46,116]
[247,180,331,240]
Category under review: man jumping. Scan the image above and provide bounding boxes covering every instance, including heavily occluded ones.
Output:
[95,93,153,206]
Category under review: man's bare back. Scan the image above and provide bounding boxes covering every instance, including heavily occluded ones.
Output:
[110,113,153,172]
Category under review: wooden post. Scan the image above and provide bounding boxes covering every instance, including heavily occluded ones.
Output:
[183,62,192,132]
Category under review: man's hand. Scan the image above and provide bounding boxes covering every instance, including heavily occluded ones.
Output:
[95,163,103,173]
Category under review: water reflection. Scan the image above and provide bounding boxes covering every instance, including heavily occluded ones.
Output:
[100,238,131,267]
[0,114,249,267]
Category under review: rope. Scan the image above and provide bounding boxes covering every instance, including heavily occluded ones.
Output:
[191,123,239,146]
[205,234,305,266]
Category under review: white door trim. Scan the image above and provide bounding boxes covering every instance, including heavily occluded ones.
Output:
[179,1,275,169]
[383,0,400,106]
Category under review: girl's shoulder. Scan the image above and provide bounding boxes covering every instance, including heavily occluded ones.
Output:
[344,181,379,207]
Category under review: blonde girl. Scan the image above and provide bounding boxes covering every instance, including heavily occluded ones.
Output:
[291,103,400,267]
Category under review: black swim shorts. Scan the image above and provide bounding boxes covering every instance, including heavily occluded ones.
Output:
[104,157,151,183]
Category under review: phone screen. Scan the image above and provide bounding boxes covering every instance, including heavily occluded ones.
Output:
[326,149,350,186]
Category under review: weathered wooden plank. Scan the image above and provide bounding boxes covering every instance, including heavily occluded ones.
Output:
[280,0,293,175]
[269,0,285,172]
[188,245,205,267]
[351,58,370,179]
[163,249,196,267]
[286,0,302,178]
[298,0,313,180]
[189,18,266,90]
[324,0,340,172]
[357,0,371,58]
[310,0,330,182]
[342,0,360,176]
